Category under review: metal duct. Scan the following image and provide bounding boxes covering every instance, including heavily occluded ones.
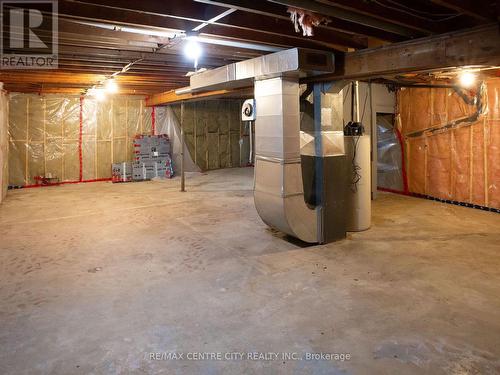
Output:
[189,48,334,92]
[254,77,318,242]
[188,48,348,243]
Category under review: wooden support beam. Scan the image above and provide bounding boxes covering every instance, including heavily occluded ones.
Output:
[2,86,158,95]
[146,87,253,106]
[305,24,500,82]
[0,72,184,84]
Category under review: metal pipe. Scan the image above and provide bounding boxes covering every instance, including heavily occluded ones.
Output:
[353,81,360,123]
[175,86,192,95]
[248,120,253,165]
[180,101,186,192]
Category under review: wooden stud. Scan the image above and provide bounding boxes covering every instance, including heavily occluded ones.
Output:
[61,98,65,181]
[43,98,47,176]
[450,129,454,199]
[125,99,129,161]
[111,99,114,165]
[194,103,197,166]
[424,137,428,195]
[180,101,185,192]
[483,117,488,206]
[217,128,220,169]
[469,124,473,203]
[95,100,98,179]
[228,103,232,168]
[25,97,29,185]
[205,120,209,170]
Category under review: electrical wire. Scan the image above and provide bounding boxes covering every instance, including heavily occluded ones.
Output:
[84,33,182,95]
[361,89,369,123]
[350,134,362,193]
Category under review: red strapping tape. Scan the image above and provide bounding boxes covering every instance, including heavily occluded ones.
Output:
[151,106,156,135]
[79,96,83,182]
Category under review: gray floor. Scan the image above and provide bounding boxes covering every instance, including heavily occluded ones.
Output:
[0,168,499,375]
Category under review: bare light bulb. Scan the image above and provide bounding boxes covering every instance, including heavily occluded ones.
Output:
[184,39,202,69]
[90,88,106,101]
[105,79,118,94]
[459,71,476,88]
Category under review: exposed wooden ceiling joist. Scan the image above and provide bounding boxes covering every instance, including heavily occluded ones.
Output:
[58,0,363,50]
[267,0,430,36]
[429,0,497,21]
[2,0,497,95]
[194,0,406,42]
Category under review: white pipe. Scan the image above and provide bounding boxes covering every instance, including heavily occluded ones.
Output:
[353,81,360,123]
[195,36,283,52]
[248,121,253,164]
[175,86,192,95]
[192,8,237,31]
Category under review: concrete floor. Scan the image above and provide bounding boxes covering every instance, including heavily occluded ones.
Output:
[0,168,499,375]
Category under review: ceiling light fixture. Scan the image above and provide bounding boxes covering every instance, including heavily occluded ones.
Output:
[105,79,118,94]
[89,88,106,101]
[458,71,476,88]
[184,38,202,70]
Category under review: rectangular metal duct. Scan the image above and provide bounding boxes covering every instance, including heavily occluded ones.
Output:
[190,48,334,92]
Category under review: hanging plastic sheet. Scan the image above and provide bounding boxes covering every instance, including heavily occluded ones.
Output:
[0,89,8,202]
[8,94,153,187]
[377,114,405,192]
[154,106,200,174]
[81,96,151,181]
[398,78,499,209]
[8,94,80,186]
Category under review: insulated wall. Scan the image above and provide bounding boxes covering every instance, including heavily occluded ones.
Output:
[170,100,250,170]
[398,78,500,209]
[8,94,152,186]
[0,89,8,202]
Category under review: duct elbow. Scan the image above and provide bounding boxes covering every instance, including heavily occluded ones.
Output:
[254,158,318,243]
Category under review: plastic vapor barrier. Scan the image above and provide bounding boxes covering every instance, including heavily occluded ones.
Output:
[0,89,8,202]
[377,114,405,192]
[154,106,199,174]
[398,78,499,210]
[170,100,246,171]
[8,94,152,187]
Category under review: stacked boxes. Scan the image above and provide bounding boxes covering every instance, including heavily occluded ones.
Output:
[132,160,169,180]
[134,134,171,162]
[132,135,174,180]
[112,162,133,183]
